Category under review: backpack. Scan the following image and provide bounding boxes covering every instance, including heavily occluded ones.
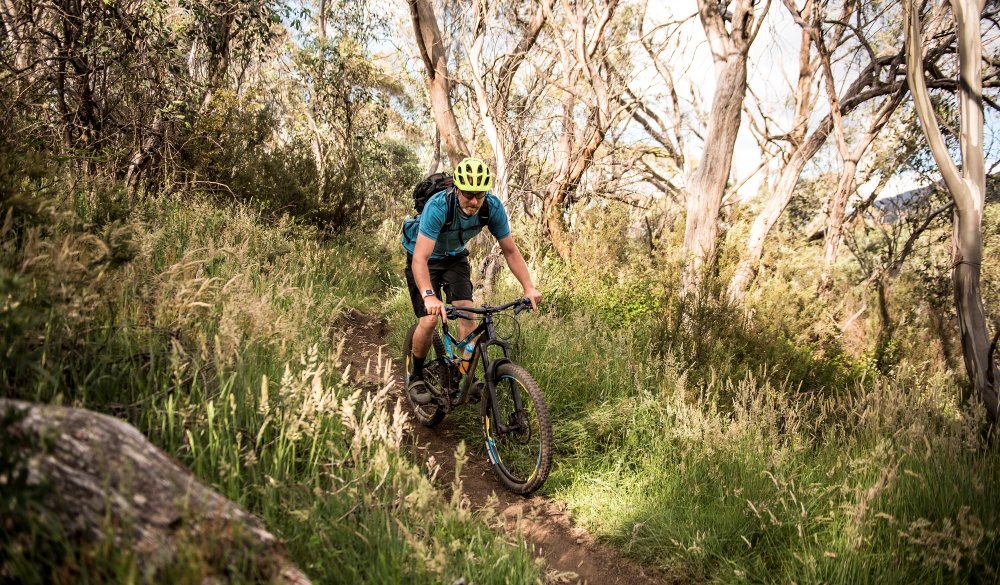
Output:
[413,172,453,214]
[407,172,491,248]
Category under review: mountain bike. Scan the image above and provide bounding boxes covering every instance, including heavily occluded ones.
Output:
[402,298,552,495]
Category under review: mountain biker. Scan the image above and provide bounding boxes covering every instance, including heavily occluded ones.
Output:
[402,156,541,405]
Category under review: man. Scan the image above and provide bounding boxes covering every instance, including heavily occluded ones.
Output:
[402,157,541,404]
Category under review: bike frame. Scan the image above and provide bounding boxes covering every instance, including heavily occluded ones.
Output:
[437,300,528,435]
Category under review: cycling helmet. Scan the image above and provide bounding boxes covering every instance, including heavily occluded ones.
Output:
[453,157,493,192]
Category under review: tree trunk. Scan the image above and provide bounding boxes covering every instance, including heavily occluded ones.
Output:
[905,0,999,420]
[681,0,758,294]
[0,399,310,584]
[681,52,748,291]
[409,0,469,167]
[726,119,830,301]
[817,156,858,289]
[125,117,165,192]
[952,208,997,416]
[0,0,31,73]
[466,1,510,202]
[537,0,620,263]
[543,186,574,260]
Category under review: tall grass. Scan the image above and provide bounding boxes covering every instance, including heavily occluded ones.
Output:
[386,264,1000,583]
[518,288,998,583]
[1,187,540,583]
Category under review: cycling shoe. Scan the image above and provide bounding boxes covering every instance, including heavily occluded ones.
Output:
[407,378,433,405]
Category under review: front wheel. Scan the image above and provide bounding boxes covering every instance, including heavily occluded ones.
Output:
[481,363,553,495]
[403,324,447,427]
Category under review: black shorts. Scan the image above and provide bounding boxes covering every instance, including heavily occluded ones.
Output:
[405,250,474,318]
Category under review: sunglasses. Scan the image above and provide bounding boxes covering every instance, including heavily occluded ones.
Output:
[458,189,487,201]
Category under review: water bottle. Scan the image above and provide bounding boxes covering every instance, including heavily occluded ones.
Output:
[458,341,476,374]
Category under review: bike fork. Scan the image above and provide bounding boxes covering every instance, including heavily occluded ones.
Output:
[485,372,527,435]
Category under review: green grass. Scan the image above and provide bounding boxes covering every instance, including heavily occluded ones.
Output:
[386,269,1000,584]
[13,177,996,584]
[1,188,541,584]
[518,300,999,583]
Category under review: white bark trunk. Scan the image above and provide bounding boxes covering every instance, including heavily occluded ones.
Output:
[904,0,998,420]
[681,0,759,293]
[681,52,749,290]
[726,117,831,301]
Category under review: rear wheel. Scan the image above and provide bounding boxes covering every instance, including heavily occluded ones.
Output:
[403,324,447,427]
[480,363,552,495]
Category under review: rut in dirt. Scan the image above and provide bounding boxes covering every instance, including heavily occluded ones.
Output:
[336,310,673,585]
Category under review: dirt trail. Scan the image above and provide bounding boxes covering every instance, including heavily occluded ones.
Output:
[337,311,671,585]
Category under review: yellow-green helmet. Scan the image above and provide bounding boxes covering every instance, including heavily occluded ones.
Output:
[453,157,493,192]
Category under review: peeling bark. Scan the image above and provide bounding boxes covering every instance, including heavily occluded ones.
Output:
[409,0,470,167]
[681,0,762,294]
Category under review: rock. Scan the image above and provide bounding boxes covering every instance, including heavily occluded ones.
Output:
[0,398,310,584]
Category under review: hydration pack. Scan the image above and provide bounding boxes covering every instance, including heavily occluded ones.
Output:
[407,172,491,246]
[413,172,453,213]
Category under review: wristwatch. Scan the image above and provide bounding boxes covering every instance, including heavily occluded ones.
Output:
[423,289,435,298]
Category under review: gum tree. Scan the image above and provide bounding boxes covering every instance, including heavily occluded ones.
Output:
[409,0,470,166]
[681,0,767,294]
[904,0,998,420]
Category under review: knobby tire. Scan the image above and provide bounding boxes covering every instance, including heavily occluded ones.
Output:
[481,363,553,495]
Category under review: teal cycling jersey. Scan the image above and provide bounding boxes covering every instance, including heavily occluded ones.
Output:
[402,190,511,259]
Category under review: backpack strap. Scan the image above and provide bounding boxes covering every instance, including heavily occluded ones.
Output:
[441,187,458,234]
[478,196,491,227]
[441,190,492,251]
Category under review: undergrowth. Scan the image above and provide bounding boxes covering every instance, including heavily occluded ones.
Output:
[0,183,540,584]
[384,262,1000,584]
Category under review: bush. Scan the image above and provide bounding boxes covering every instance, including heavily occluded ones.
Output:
[0,184,540,583]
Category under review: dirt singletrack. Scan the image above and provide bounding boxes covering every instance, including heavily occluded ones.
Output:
[336,310,671,585]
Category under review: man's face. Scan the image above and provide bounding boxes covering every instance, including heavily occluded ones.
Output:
[457,188,487,216]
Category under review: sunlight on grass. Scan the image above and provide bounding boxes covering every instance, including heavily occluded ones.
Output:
[1,190,541,584]
[380,271,1000,584]
[513,311,1000,584]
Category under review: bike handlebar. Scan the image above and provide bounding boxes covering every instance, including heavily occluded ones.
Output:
[445,298,532,320]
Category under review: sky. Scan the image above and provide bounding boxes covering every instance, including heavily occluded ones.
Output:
[379,0,999,203]
[643,1,1000,201]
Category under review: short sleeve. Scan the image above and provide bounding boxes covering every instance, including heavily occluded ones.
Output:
[418,193,448,241]
[486,195,511,240]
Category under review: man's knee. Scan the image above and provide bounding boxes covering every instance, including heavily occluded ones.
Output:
[417,315,438,330]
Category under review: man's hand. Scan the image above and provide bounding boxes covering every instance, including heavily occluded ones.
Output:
[523,287,542,310]
[423,295,447,322]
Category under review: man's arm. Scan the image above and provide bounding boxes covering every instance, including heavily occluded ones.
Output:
[413,234,447,321]
[497,235,542,309]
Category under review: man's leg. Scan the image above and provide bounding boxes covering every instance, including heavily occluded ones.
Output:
[410,314,438,365]
[405,255,440,388]
[453,299,475,343]
[442,253,476,344]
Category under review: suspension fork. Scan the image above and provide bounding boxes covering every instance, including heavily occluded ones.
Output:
[481,339,527,434]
